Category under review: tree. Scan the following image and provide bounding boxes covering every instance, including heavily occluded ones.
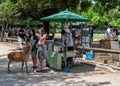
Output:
[94,0,120,15]
[0,0,6,3]
[80,0,92,11]
[0,0,20,41]
[67,0,80,12]
[107,7,120,27]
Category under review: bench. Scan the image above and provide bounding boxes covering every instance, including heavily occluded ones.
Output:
[77,41,120,65]
[77,46,120,54]
[5,37,18,43]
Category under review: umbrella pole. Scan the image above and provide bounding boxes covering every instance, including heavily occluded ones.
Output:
[64,40,67,67]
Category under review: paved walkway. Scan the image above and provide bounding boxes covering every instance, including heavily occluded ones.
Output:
[0,42,120,86]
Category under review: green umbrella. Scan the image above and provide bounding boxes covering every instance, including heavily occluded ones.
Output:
[41,10,89,22]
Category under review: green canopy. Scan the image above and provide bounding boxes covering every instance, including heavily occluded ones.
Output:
[40,10,89,22]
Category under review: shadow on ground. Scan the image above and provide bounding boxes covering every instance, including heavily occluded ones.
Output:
[0,56,111,86]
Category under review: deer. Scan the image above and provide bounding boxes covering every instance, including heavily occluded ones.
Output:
[99,39,111,49]
[7,42,32,73]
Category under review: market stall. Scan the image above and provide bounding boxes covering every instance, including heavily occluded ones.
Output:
[41,10,89,70]
[45,40,73,70]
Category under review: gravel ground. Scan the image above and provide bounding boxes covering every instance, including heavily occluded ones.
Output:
[0,42,120,86]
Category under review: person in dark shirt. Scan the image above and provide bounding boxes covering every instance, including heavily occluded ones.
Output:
[90,25,94,42]
[17,27,26,50]
[18,28,26,40]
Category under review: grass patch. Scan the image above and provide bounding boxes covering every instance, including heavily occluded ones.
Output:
[54,33,120,40]
[54,33,105,39]
[54,33,61,38]
[93,34,104,40]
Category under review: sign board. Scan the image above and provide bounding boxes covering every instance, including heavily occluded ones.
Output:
[81,28,91,47]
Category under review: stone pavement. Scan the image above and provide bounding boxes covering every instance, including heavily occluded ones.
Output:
[0,42,120,86]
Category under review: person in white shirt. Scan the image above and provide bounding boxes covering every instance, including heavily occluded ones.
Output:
[105,26,113,40]
[61,29,73,51]
[61,29,74,66]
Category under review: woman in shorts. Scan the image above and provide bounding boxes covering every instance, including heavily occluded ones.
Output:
[28,29,38,70]
[36,29,47,72]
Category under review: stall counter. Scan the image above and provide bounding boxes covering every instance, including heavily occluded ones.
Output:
[46,50,73,70]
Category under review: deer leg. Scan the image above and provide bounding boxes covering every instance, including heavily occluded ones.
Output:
[21,61,24,73]
[25,61,29,73]
[8,60,12,73]
[99,42,101,48]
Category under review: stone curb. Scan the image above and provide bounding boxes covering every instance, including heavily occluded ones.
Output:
[80,60,119,73]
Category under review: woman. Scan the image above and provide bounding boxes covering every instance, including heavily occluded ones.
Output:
[36,29,47,72]
[28,29,38,70]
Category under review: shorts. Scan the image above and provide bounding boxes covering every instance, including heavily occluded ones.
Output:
[37,44,46,60]
[31,44,37,53]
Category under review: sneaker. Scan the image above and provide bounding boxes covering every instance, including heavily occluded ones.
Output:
[36,70,42,72]
[41,69,46,73]
[32,66,37,70]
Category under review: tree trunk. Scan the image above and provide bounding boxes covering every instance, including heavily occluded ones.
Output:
[0,21,8,42]
[43,21,49,35]
[0,23,4,42]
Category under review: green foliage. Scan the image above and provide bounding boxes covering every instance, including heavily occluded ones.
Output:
[24,17,41,26]
[102,13,109,22]
[91,16,100,25]
[0,0,120,28]
[80,1,120,27]
[68,0,80,12]
[81,5,104,26]
[81,5,99,19]
[80,0,92,11]
[108,7,120,20]
[108,19,120,28]
[0,0,20,23]
[116,19,120,28]
[106,6,120,27]
[98,0,120,9]
[108,20,117,26]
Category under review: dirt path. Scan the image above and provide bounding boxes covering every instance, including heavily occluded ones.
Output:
[0,42,120,86]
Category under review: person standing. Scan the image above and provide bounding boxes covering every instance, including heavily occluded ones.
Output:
[18,26,26,50]
[75,30,81,44]
[71,27,76,43]
[61,29,74,66]
[113,27,119,41]
[90,25,94,42]
[28,29,38,70]
[36,29,47,72]
[61,29,73,50]
[105,26,113,40]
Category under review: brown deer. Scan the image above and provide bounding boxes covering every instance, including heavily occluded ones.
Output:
[99,39,111,49]
[8,42,31,73]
